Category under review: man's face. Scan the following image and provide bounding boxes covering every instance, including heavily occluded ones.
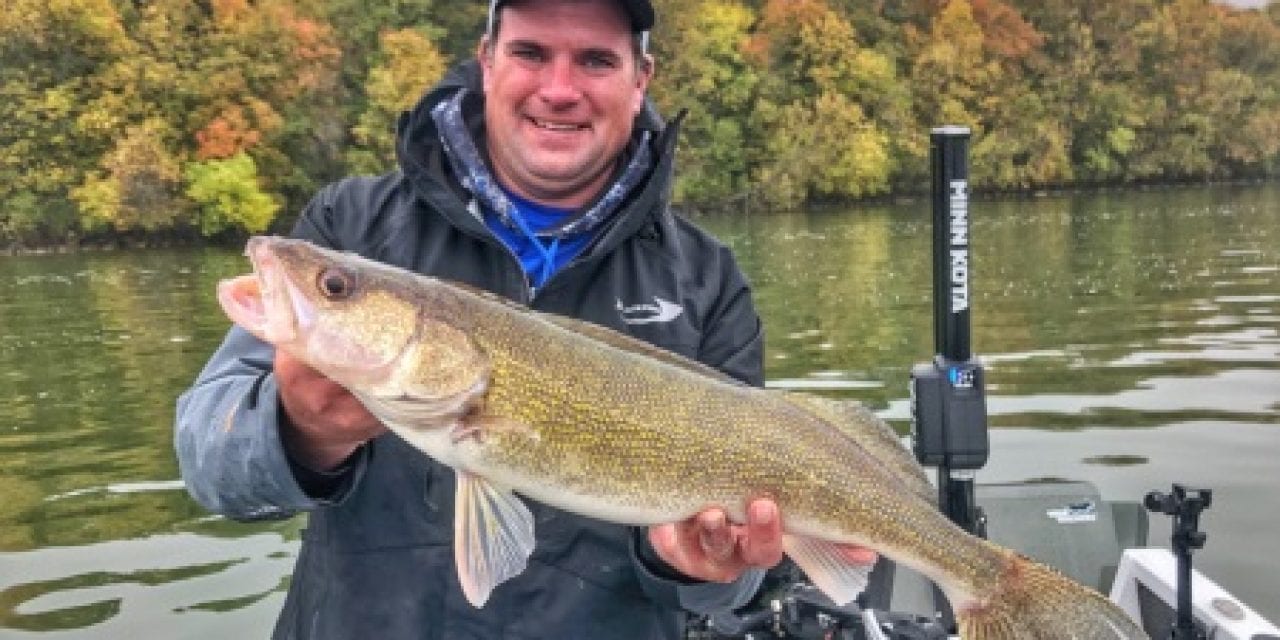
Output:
[479,0,652,207]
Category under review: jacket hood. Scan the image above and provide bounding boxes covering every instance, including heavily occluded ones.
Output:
[394,60,678,253]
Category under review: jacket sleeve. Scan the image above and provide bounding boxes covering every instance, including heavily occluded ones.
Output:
[697,244,765,386]
[174,185,371,520]
[176,329,328,518]
[630,530,766,614]
[628,242,767,611]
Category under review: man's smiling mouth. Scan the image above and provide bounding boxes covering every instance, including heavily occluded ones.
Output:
[530,117,587,132]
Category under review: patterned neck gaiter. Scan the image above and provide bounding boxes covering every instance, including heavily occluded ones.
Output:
[430,87,653,239]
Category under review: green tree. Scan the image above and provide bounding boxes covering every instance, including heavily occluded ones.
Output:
[0,0,134,243]
[1126,0,1238,179]
[346,28,449,175]
[745,0,896,208]
[184,152,280,235]
[72,119,186,232]
[1012,0,1155,182]
[650,0,759,205]
[908,0,1065,189]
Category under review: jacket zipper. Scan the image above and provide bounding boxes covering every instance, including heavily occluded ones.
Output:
[462,198,536,303]
[464,198,646,306]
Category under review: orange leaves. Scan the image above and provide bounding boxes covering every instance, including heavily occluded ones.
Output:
[210,0,250,25]
[196,113,259,161]
[286,16,342,92]
[747,0,843,70]
[195,101,282,161]
[970,0,1044,59]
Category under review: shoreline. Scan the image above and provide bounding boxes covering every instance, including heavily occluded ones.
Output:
[5,177,1275,255]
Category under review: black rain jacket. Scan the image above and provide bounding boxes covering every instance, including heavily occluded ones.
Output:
[175,61,765,640]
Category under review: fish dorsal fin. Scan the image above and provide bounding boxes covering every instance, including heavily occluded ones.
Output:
[453,471,536,607]
[437,278,744,386]
[539,314,744,386]
[780,393,935,506]
[781,534,872,606]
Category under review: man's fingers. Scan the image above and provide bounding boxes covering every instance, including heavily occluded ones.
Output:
[648,524,679,559]
[649,520,742,583]
[739,499,784,567]
[697,509,735,561]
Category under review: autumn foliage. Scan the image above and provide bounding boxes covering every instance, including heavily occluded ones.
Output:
[2,0,1279,244]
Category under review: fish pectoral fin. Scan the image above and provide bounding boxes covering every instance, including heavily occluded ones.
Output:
[782,534,872,607]
[357,382,485,429]
[453,471,536,608]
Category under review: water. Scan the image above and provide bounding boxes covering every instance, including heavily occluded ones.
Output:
[0,184,1276,636]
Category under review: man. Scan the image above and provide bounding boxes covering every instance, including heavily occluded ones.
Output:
[176,1,872,637]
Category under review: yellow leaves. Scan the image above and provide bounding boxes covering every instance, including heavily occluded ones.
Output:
[753,93,892,209]
[346,28,449,174]
[72,119,185,232]
[650,0,758,204]
[369,28,448,115]
[1236,109,1280,164]
[928,0,986,66]
[652,0,756,110]
[211,0,251,26]
[3,0,129,54]
[75,110,125,140]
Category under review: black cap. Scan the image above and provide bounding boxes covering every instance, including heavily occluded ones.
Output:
[487,0,655,34]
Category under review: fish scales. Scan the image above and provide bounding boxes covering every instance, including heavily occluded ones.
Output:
[458,291,1004,587]
[216,236,1150,639]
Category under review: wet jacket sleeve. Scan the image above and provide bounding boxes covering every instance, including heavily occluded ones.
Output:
[176,329,342,518]
[628,243,767,611]
[174,187,370,520]
[696,244,765,387]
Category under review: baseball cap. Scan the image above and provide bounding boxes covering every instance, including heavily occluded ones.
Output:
[486,0,655,36]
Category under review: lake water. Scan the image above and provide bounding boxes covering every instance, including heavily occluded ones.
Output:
[0,183,1276,637]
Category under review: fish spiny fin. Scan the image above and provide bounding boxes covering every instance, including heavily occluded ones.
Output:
[540,314,744,385]
[453,471,536,608]
[957,549,1149,639]
[781,534,871,607]
[780,393,935,506]
[441,280,740,384]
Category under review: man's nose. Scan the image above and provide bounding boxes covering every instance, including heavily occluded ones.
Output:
[538,58,582,106]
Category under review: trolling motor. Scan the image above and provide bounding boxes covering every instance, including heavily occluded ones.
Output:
[1145,484,1213,640]
[685,128,986,640]
[909,127,991,627]
[910,127,990,534]
[688,128,991,640]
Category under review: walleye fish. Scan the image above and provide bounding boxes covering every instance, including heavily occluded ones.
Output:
[217,236,1147,639]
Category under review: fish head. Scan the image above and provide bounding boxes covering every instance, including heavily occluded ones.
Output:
[218,236,423,391]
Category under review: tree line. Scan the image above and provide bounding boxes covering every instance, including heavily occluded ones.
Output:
[2,0,1278,246]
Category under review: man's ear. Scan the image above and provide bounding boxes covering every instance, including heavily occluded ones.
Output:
[477,36,494,92]
[633,54,655,114]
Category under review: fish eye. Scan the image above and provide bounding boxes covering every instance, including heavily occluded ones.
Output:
[317,268,356,300]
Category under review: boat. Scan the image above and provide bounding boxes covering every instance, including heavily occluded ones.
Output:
[686,129,1280,640]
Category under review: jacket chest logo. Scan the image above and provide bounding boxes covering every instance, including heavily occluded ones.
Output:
[615,297,684,325]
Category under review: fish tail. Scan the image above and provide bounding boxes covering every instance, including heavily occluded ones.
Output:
[956,550,1148,639]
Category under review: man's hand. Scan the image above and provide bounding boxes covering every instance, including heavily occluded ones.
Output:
[275,351,385,470]
[647,498,878,583]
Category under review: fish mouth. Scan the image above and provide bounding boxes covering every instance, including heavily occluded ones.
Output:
[217,237,312,345]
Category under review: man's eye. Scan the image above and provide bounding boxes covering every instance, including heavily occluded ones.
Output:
[581,54,618,70]
[511,47,544,62]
